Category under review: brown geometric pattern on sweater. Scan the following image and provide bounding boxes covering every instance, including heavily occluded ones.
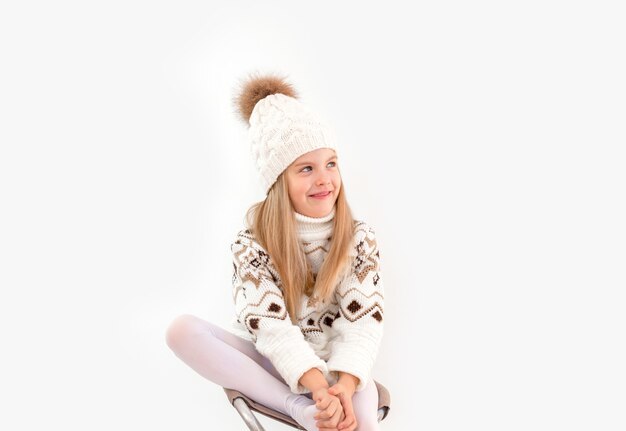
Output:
[352,223,380,283]
[238,290,287,318]
[336,288,384,302]
[268,302,282,313]
[232,240,281,289]
[336,289,385,323]
[338,300,384,323]
[336,223,384,323]
[302,236,332,248]
[233,248,265,288]
[244,311,287,334]
[299,294,338,319]
[297,292,340,335]
[238,290,289,335]
[301,309,340,335]
[304,244,330,255]
[232,222,383,344]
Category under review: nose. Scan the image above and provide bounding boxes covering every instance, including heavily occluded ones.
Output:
[316,175,331,186]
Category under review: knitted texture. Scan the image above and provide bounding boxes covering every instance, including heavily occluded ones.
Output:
[229,217,384,394]
[248,93,338,194]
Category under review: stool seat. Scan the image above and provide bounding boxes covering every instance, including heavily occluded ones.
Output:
[224,381,391,430]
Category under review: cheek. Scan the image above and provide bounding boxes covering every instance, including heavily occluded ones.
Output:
[291,181,309,198]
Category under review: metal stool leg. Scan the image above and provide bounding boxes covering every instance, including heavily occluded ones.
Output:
[232,397,266,431]
[377,406,390,422]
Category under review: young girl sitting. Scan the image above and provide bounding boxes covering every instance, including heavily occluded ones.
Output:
[166,73,385,431]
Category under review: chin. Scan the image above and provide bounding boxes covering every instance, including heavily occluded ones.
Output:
[316,208,333,217]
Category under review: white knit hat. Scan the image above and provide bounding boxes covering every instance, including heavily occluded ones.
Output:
[233,73,338,194]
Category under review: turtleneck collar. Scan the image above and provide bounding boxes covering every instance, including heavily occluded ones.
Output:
[294,207,335,242]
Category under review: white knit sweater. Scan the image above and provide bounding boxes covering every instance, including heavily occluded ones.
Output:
[228,207,384,394]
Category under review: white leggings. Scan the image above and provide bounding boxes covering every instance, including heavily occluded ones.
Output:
[165,314,380,430]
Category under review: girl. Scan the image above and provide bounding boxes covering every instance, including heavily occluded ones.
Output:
[166,73,385,431]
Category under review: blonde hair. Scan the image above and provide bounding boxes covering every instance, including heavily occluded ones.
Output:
[245,173,355,324]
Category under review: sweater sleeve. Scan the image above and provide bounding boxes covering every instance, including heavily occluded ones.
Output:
[231,230,329,394]
[326,222,385,392]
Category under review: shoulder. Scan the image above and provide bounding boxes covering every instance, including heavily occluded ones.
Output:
[352,219,378,244]
[230,228,277,280]
[230,228,272,267]
[232,228,264,250]
[231,227,254,247]
[349,220,379,257]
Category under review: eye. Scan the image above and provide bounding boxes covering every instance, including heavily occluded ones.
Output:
[300,161,337,173]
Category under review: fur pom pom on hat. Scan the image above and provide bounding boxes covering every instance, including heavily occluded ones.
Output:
[233,72,338,195]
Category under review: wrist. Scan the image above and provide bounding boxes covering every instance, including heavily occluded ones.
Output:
[338,373,359,393]
[299,368,329,393]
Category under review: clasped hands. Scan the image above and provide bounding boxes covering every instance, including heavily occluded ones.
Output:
[311,381,357,431]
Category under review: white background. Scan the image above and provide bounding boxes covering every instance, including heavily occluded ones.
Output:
[1,1,625,430]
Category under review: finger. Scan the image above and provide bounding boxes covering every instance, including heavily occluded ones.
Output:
[336,400,352,426]
[317,402,343,429]
[317,420,338,429]
[315,406,337,421]
[330,389,343,399]
[316,398,330,411]
[316,410,340,428]
[330,403,344,427]
[316,399,340,422]
[343,399,355,416]
[338,417,355,431]
[314,406,331,420]
[337,413,355,429]
[342,402,356,424]
[314,407,326,421]
[337,423,356,431]
[330,412,345,429]
[328,386,343,397]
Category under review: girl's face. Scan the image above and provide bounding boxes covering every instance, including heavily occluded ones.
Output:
[284,148,341,218]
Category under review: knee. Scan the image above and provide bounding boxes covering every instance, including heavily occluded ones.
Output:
[165,314,201,351]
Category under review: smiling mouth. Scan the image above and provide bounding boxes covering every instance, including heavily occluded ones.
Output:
[310,191,331,197]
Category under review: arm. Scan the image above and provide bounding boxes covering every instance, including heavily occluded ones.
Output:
[232,232,329,394]
[299,367,330,392]
[326,222,385,392]
[337,372,359,393]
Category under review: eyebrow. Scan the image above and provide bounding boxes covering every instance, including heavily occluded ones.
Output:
[293,155,338,167]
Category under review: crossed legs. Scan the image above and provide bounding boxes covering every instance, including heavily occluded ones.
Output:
[165,314,379,430]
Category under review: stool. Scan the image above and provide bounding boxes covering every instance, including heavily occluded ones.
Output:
[223,381,391,430]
